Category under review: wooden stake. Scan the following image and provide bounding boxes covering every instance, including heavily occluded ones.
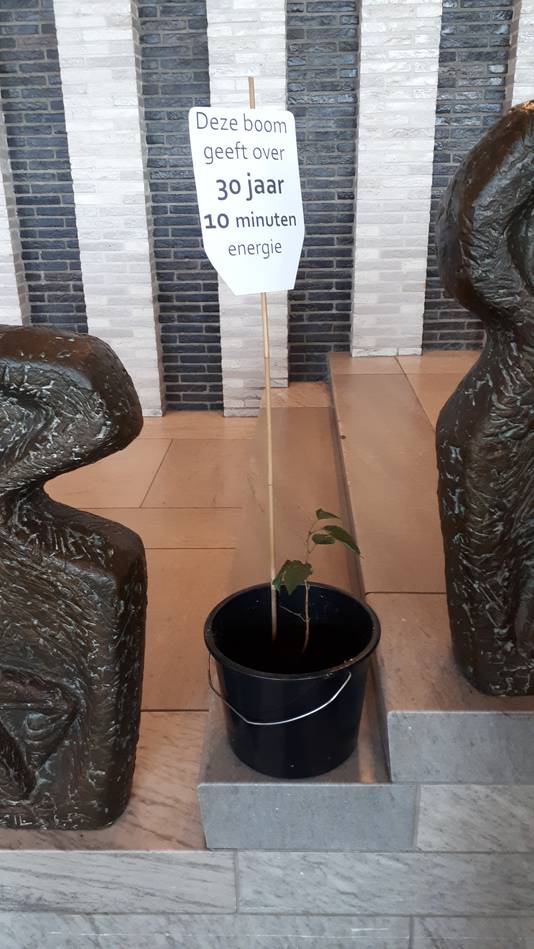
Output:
[248,76,277,639]
[248,75,256,109]
[260,291,277,639]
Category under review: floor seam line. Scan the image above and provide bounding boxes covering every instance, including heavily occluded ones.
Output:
[138,439,175,508]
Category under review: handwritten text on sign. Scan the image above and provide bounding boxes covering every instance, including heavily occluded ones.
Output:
[188,107,305,296]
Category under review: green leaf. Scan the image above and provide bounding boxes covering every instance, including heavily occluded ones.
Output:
[272,560,290,593]
[315,508,339,521]
[272,559,313,596]
[323,524,360,554]
[312,532,336,545]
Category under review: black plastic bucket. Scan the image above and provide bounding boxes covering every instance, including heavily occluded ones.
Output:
[204,582,380,779]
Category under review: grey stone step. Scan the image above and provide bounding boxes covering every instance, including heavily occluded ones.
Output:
[371,592,534,785]
[198,685,417,851]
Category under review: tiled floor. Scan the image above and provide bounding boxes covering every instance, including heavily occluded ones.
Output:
[331,350,479,429]
[46,380,337,719]
[45,359,479,716]
[400,351,478,428]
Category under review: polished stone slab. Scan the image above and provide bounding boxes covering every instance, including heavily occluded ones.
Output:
[0,851,235,914]
[140,411,256,440]
[142,438,250,508]
[412,917,534,949]
[397,351,480,375]
[330,370,445,594]
[370,593,534,783]
[48,438,172,508]
[86,506,240,550]
[0,914,411,949]
[238,851,534,916]
[387,708,534,786]
[270,381,331,407]
[405,372,464,428]
[143,548,234,710]
[198,690,415,851]
[417,785,534,852]
[329,353,402,375]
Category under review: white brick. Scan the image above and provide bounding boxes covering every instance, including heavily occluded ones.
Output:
[0,108,30,327]
[351,0,442,357]
[54,0,164,415]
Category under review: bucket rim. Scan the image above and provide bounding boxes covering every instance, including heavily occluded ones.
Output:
[204,581,381,682]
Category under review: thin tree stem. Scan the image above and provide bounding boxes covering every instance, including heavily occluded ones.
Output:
[300,517,319,655]
[280,604,305,623]
[302,580,310,653]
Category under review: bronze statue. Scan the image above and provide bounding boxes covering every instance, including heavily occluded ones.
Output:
[436,101,534,695]
[0,326,146,827]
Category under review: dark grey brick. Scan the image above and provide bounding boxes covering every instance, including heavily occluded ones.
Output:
[287,0,357,382]
[139,0,222,410]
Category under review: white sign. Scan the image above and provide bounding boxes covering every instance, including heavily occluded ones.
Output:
[188,107,305,296]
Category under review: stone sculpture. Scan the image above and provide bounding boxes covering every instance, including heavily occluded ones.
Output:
[0,325,146,827]
[436,100,534,696]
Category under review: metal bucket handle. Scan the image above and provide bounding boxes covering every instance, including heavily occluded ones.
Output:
[208,655,352,727]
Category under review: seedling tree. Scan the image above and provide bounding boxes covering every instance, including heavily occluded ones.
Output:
[272,509,360,652]
[219,81,351,647]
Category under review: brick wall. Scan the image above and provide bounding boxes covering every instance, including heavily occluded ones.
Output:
[139,0,223,411]
[422,0,514,350]
[0,0,529,401]
[286,0,358,381]
[0,0,87,334]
